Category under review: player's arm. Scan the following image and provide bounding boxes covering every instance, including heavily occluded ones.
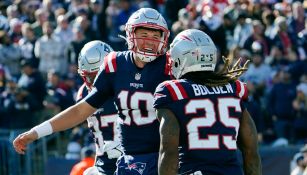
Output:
[13,101,96,154]
[156,108,179,175]
[237,109,262,175]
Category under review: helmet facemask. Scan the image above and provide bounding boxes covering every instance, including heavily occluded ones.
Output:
[78,70,98,89]
[127,24,169,62]
[125,8,170,62]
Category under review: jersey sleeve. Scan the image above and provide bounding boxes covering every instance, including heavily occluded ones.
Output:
[153,81,173,109]
[85,52,117,109]
[234,80,249,111]
[235,80,249,101]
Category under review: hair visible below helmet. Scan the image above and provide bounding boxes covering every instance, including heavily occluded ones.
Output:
[125,8,169,62]
[78,40,113,87]
[170,29,217,79]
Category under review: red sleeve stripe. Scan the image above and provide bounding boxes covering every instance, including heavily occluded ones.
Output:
[165,81,188,101]
[104,52,117,73]
[174,81,188,98]
[235,80,248,99]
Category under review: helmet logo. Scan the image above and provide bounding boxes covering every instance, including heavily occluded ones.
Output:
[135,73,141,80]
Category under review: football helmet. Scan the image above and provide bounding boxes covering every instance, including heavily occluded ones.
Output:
[169,29,217,79]
[125,8,169,62]
[78,40,113,88]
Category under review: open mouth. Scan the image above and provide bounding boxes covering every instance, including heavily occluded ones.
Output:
[141,47,156,53]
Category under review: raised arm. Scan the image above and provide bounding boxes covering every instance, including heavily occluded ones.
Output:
[238,109,262,175]
[156,108,179,175]
[13,100,96,154]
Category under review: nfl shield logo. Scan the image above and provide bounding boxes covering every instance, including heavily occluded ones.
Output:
[135,73,141,81]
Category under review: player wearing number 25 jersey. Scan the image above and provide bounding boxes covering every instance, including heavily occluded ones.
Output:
[85,8,172,175]
[154,29,261,175]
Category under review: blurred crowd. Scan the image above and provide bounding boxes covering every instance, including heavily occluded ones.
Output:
[0,0,306,153]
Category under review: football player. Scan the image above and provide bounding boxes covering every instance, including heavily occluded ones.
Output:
[13,8,171,175]
[153,29,262,175]
[76,40,122,175]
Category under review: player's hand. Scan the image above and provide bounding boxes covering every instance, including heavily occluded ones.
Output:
[13,130,38,154]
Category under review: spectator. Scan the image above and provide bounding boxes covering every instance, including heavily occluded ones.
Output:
[243,20,270,57]
[54,15,74,47]
[88,0,107,40]
[43,70,70,118]
[293,75,307,143]
[18,59,46,112]
[66,129,83,160]
[241,45,272,95]
[171,8,192,37]
[6,4,20,20]
[66,26,90,65]
[70,146,95,175]
[297,20,307,61]
[0,78,40,129]
[164,0,187,26]
[19,22,38,68]
[199,6,227,56]
[262,10,275,39]
[73,15,95,41]
[268,68,297,142]
[270,16,295,57]
[31,9,48,38]
[35,21,67,76]
[108,0,138,51]
[42,0,56,25]
[0,30,22,78]
[233,12,252,47]
[25,1,41,24]
[288,2,305,35]
[8,18,23,44]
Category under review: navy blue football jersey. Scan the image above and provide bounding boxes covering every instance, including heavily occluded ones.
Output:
[85,51,172,155]
[153,79,248,175]
[76,83,119,174]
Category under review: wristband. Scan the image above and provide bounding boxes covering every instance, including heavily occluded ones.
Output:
[31,121,53,139]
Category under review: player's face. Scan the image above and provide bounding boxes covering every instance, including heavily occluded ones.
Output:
[134,27,162,54]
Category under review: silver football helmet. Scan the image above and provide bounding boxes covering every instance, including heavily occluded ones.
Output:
[125,8,169,62]
[78,40,113,87]
[169,29,217,79]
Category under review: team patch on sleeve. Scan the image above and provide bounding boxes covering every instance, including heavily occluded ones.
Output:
[235,80,248,101]
[102,52,117,73]
[164,80,188,101]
